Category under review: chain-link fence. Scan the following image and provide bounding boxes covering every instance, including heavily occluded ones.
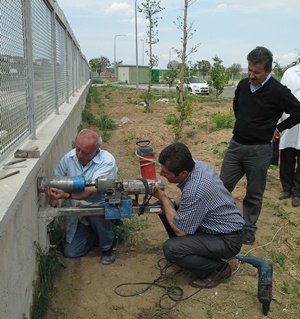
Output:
[0,0,90,160]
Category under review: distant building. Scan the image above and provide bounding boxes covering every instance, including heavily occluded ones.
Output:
[117,65,149,83]
[99,71,114,78]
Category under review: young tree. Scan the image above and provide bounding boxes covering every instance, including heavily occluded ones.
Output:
[139,0,164,111]
[172,0,199,141]
[208,56,229,105]
[164,60,180,89]
[89,57,111,75]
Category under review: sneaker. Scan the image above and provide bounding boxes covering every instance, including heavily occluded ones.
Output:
[100,249,116,265]
[243,229,255,245]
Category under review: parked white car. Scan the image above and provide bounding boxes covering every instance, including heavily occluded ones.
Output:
[176,76,209,95]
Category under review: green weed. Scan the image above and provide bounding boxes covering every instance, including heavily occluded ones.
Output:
[92,78,105,85]
[272,252,286,269]
[165,113,178,125]
[211,111,235,130]
[30,244,65,319]
[282,281,299,296]
[95,114,116,131]
[210,141,229,159]
[81,109,96,125]
[186,129,196,138]
[112,215,149,246]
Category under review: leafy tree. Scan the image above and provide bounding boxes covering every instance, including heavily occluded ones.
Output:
[139,0,165,111]
[208,56,229,104]
[195,60,211,78]
[172,0,198,141]
[89,57,111,75]
[272,60,285,81]
[164,60,180,89]
[228,63,242,79]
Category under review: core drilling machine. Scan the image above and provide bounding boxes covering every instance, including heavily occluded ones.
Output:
[38,175,164,219]
[38,141,273,316]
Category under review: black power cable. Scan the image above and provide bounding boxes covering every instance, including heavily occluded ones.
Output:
[114,258,206,310]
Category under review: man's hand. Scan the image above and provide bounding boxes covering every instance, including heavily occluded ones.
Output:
[271,130,280,143]
[44,187,69,200]
[154,183,166,201]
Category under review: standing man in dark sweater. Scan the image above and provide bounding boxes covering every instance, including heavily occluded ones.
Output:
[220,46,300,245]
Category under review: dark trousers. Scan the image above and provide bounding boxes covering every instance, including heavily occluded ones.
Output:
[220,139,272,232]
[280,148,300,197]
[159,215,243,278]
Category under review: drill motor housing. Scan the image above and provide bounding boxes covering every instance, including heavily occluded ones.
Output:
[236,255,273,316]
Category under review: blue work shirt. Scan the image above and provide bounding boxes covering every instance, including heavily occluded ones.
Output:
[175,160,245,234]
[54,148,118,243]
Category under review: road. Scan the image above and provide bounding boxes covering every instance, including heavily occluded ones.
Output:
[113,83,236,99]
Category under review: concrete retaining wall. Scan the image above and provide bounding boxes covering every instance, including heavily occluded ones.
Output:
[0,82,90,319]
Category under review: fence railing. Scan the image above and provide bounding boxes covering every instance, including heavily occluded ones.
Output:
[0,0,90,160]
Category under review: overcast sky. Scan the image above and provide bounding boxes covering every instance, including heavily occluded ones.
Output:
[57,0,300,69]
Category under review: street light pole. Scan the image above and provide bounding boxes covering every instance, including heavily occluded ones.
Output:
[114,34,126,82]
[135,0,139,89]
[169,47,173,63]
[140,39,144,66]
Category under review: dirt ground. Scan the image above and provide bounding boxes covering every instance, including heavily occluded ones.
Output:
[45,87,300,319]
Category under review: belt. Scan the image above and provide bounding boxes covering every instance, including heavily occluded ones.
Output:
[215,229,243,236]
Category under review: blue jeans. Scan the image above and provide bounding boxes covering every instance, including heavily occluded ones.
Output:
[63,216,115,258]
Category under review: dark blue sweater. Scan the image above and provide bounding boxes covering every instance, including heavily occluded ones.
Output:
[232,76,300,144]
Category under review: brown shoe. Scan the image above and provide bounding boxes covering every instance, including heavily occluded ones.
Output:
[190,263,232,289]
[279,191,291,200]
[292,197,300,207]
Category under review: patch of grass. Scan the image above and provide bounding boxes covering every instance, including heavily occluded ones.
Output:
[92,78,105,85]
[30,244,65,319]
[186,129,196,138]
[164,113,178,125]
[211,111,235,130]
[211,141,229,159]
[272,252,286,269]
[206,308,213,319]
[95,114,116,131]
[82,86,117,142]
[282,281,300,296]
[264,201,290,221]
[112,215,149,246]
[82,109,96,125]
[104,92,111,99]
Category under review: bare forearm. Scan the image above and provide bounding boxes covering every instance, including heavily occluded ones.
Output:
[45,186,97,201]
[160,196,186,237]
[70,187,97,200]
